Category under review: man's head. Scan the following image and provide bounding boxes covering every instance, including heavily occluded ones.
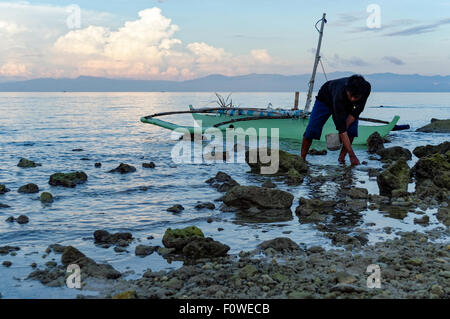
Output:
[346,75,370,103]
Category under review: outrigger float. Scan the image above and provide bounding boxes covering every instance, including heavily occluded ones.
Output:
[141,13,409,145]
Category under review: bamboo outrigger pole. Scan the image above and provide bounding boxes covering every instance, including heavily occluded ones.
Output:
[304,13,327,113]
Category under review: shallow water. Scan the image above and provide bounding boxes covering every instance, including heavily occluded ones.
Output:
[0,92,449,298]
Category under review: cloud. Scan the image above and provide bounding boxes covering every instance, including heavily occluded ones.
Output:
[251,49,272,64]
[0,4,294,80]
[382,56,405,65]
[386,18,450,36]
[325,54,370,68]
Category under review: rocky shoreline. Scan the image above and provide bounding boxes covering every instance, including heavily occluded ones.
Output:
[1,133,449,299]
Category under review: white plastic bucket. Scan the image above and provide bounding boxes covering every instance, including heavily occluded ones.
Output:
[325,133,342,151]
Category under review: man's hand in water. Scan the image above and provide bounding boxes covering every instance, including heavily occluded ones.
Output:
[339,131,360,166]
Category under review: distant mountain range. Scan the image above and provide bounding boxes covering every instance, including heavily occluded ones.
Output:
[0,72,449,92]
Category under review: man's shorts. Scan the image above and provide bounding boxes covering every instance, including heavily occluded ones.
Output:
[303,99,358,140]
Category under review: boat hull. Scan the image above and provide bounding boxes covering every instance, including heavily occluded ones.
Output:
[191,113,399,145]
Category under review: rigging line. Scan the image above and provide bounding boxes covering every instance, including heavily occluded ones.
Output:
[319,57,328,81]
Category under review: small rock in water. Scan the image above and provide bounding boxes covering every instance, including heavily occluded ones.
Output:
[142,162,156,169]
[135,245,157,257]
[167,204,184,213]
[308,149,327,156]
[2,261,12,267]
[5,216,15,222]
[40,192,53,203]
[262,180,276,188]
[17,158,41,168]
[108,163,136,174]
[414,215,430,226]
[49,172,87,188]
[93,230,133,247]
[206,171,239,192]
[0,246,20,255]
[18,183,39,194]
[16,215,29,224]
[416,118,450,133]
[0,184,10,194]
[95,162,102,168]
[194,202,215,210]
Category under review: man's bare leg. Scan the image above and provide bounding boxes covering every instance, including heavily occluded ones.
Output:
[301,137,313,160]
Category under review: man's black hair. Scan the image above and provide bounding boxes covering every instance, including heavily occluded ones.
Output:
[346,74,370,97]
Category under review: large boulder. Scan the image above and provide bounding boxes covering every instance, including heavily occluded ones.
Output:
[162,226,205,251]
[413,141,450,158]
[411,152,450,199]
[182,237,230,259]
[376,147,412,162]
[416,118,450,133]
[61,246,121,279]
[49,172,87,188]
[295,197,337,223]
[377,160,410,197]
[205,171,239,192]
[245,148,308,175]
[366,132,385,154]
[222,185,293,210]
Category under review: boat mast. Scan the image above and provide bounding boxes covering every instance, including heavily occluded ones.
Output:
[304,13,327,113]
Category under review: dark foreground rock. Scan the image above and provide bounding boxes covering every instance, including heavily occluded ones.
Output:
[411,151,449,200]
[413,141,450,158]
[245,148,308,185]
[182,238,230,259]
[28,246,121,287]
[222,186,293,210]
[377,160,410,197]
[222,186,294,222]
[205,171,239,192]
[49,172,87,188]
[108,163,136,174]
[376,147,412,163]
[417,118,450,133]
[257,237,300,254]
[162,226,204,251]
[366,132,384,154]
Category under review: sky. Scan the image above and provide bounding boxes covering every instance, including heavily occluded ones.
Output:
[0,0,449,81]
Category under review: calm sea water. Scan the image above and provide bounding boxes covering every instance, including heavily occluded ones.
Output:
[0,92,449,298]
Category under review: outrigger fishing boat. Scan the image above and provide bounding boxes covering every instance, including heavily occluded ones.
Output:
[141,13,409,145]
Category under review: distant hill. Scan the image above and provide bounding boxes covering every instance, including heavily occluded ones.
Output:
[0,72,449,92]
